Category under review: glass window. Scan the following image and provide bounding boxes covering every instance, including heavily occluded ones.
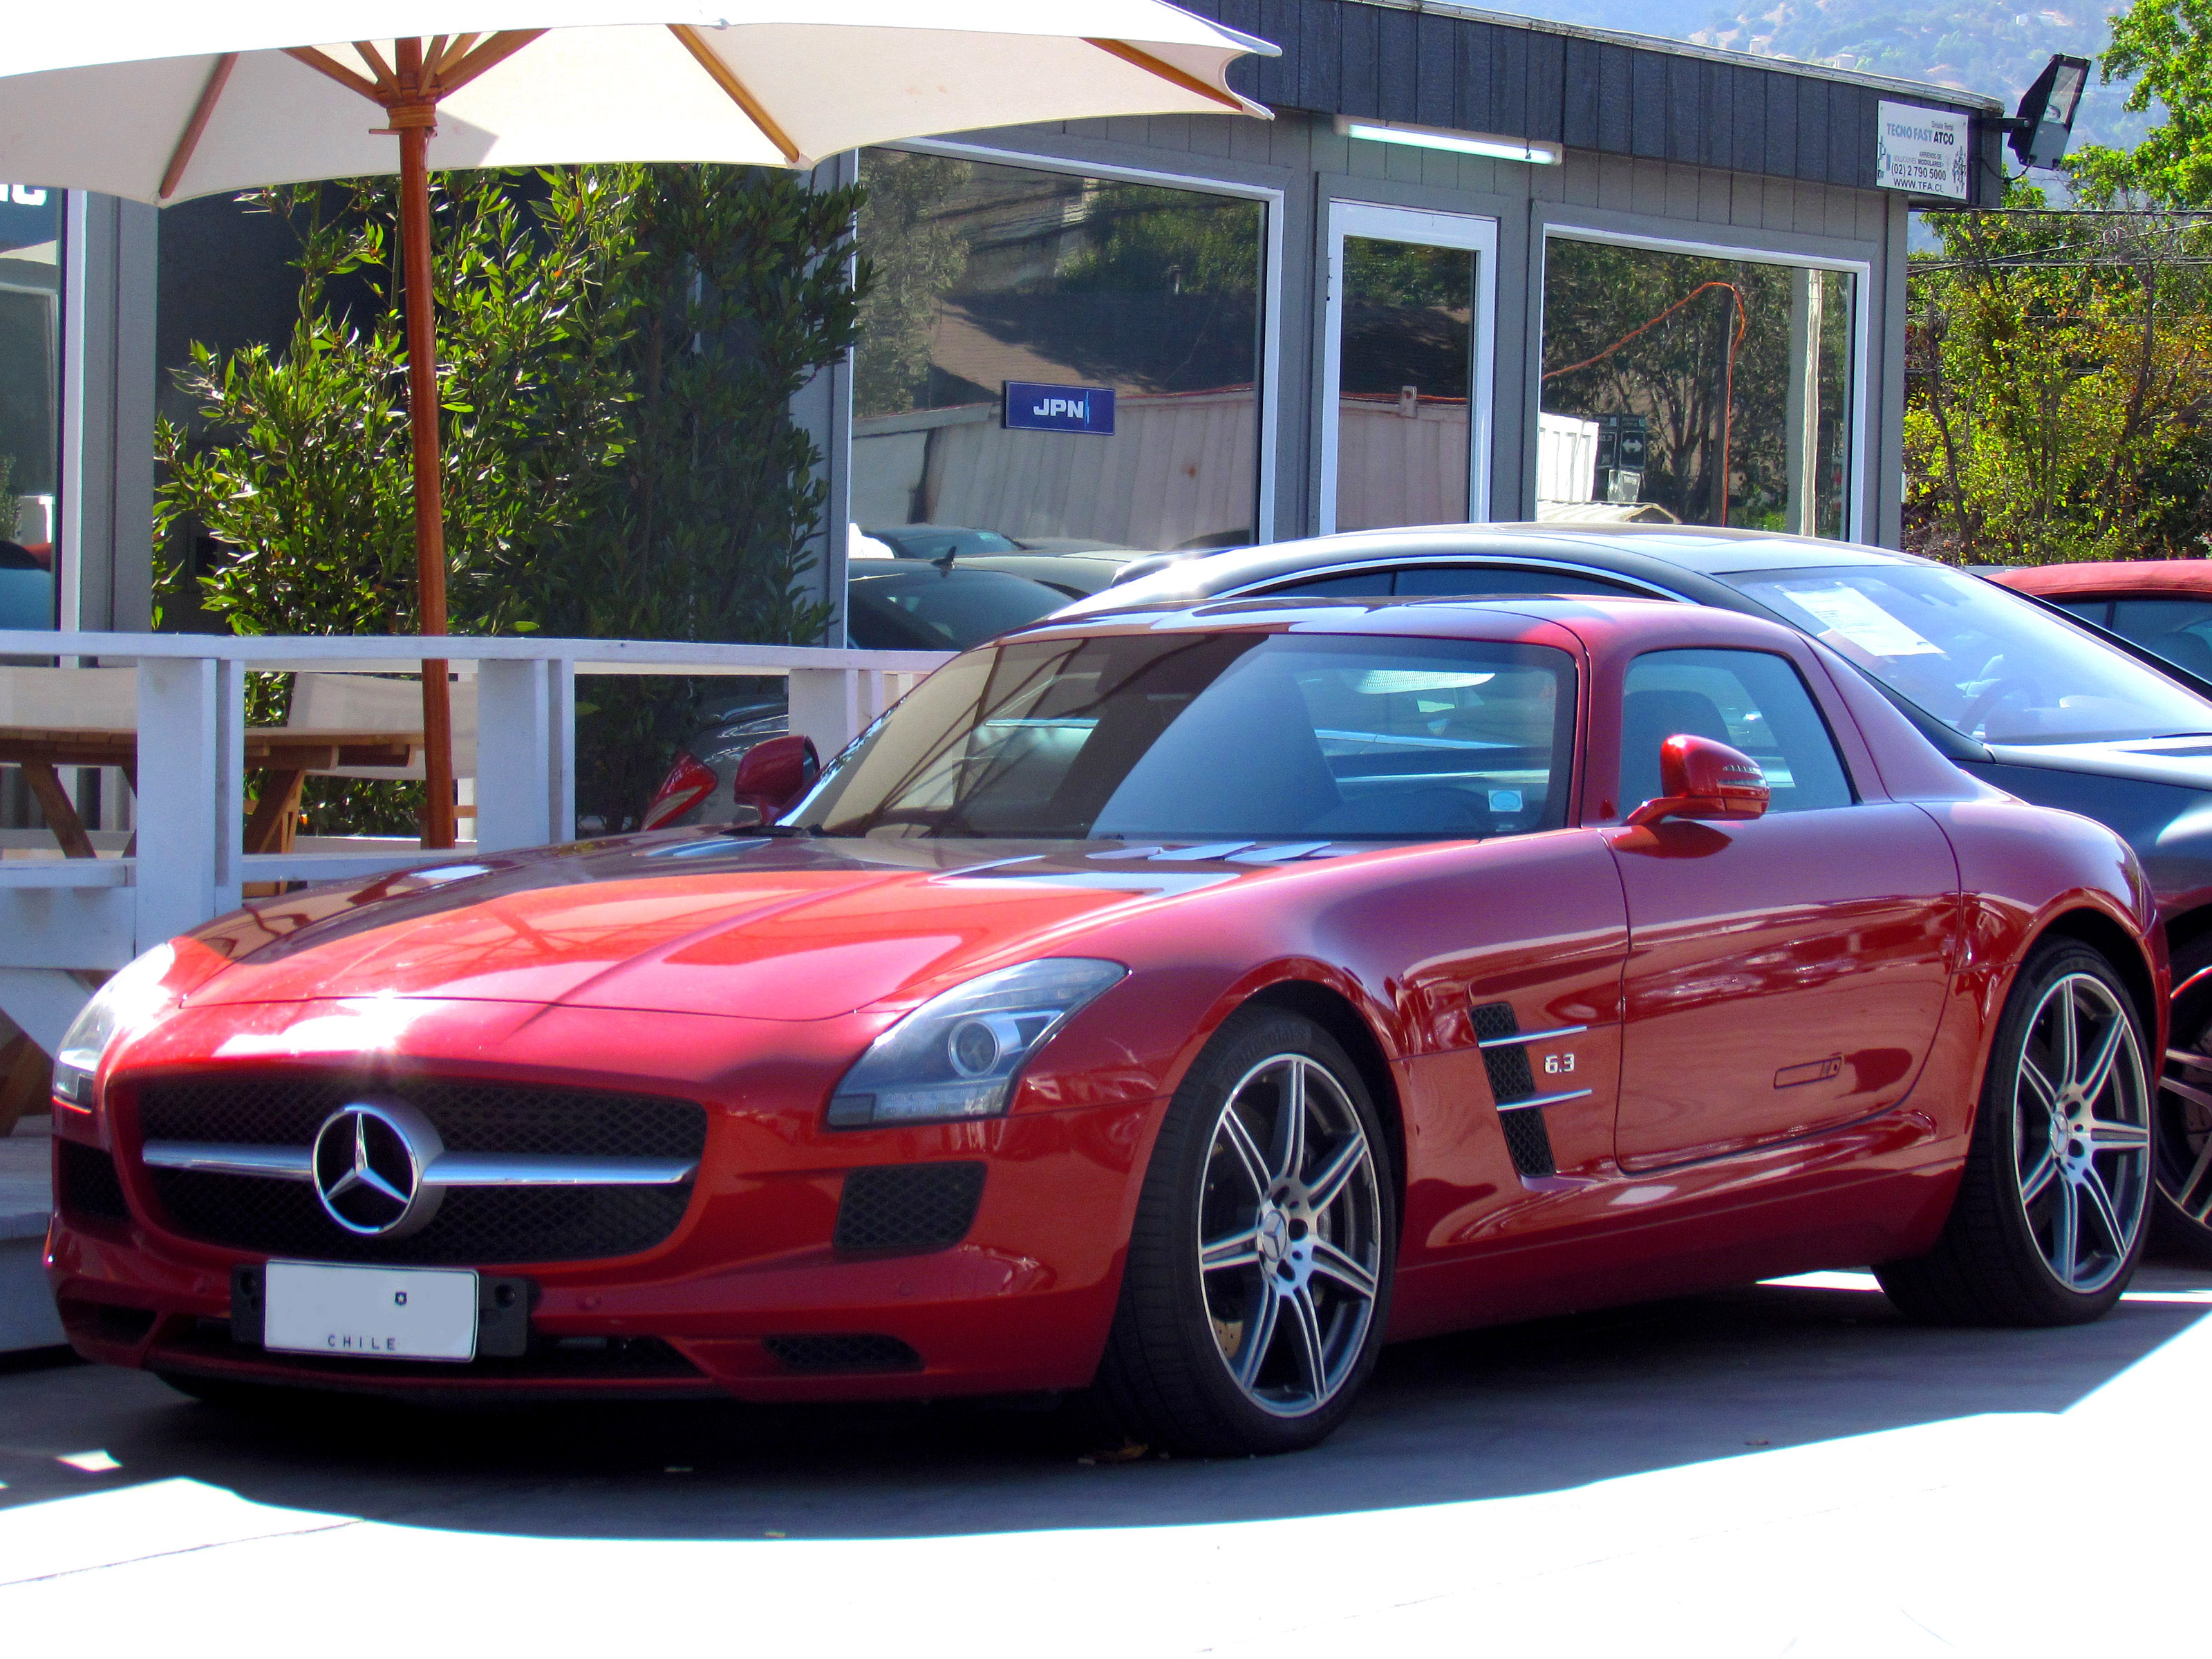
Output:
[2052,597,2112,628]
[1720,564,2212,744]
[0,182,62,630]
[1540,238,1855,538]
[850,151,1263,559]
[1335,238,1476,531]
[1621,648,1853,815]
[1264,570,1396,599]
[797,632,1576,843]
[2108,597,2212,681]
[1389,565,1647,599]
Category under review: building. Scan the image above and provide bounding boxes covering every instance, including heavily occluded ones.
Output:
[3,0,2004,651]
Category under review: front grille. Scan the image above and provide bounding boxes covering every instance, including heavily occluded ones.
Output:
[834,1163,985,1254]
[137,1076,706,1159]
[764,1333,924,1373]
[132,1074,706,1266]
[57,1140,129,1222]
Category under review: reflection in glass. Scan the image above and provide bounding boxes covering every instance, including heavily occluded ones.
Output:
[0,180,62,629]
[1540,238,1854,537]
[851,151,1263,557]
[1333,236,1475,532]
[1721,564,2212,744]
[797,632,1575,843]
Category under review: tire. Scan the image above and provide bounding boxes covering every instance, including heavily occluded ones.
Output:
[2153,937,2212,1261]
[1877,939,2153,1326]
[1093,1007,1396,1456]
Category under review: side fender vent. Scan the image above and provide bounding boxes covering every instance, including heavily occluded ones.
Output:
[1469,1000,1559,1179]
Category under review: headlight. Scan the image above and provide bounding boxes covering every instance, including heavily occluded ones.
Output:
[827,958,1127,1127]
[53,943,180,1118]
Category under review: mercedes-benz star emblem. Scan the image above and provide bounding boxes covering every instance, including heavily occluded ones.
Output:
[311,1099,445,1238]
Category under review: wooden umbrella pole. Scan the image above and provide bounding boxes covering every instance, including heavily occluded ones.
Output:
[392,48,456,850]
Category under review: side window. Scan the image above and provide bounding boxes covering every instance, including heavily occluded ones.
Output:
[1262,570,1395,598]
[2110,596,2212,681]
[1620,648,1855,816]
[1391,565,1647,599]
[2052,597,2113,628]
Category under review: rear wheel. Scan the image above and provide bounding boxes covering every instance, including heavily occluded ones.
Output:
[2154,937,2212,1260]
[1877,939,2152,1325]
[1094,1009,1394,1456]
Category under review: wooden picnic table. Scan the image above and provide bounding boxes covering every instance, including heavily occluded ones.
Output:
[0,726,419,858]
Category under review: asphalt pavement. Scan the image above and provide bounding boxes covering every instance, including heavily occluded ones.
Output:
[3,1241,2207,1658]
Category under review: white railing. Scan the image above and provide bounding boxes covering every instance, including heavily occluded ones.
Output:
[0,630,953,1050]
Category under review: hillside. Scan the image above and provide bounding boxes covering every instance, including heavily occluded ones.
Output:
[1498,0,2150,153]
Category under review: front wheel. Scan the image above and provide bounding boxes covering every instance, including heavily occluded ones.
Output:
[1877,939,2153,1325]
[1094,1008,1395,1456]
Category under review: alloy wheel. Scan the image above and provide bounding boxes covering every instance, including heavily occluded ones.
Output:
[2015,972,2151,1293]
[1197,1052,1383,1418]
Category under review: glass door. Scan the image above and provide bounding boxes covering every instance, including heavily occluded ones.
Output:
[1320,203,1498,534]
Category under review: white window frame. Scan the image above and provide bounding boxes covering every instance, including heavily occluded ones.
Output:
[870,138,1285,547]
[1536,224,1874,543]
[1319,200,1501,534]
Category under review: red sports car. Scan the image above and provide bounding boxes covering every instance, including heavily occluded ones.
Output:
[46,597,2164,1454]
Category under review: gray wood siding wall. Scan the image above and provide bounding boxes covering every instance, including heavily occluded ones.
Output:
[946,106,1905,549]
[1180,0,2003,208]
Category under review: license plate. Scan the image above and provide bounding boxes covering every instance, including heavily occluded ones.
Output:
[263,1262,478,1362]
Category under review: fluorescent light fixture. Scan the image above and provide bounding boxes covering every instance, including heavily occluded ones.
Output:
[1333,115,1563,165]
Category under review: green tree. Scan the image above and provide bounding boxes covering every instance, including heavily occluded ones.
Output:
[2071,0,2212,206]
[157,170,636,641]
[1903,184,2212,561]
[852,151,968,419]
[157,162,867,833]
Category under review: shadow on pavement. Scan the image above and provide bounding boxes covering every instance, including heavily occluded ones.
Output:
[2,1271,2204,1540]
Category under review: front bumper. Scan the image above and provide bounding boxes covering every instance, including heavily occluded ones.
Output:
[46,1001,1160,1403]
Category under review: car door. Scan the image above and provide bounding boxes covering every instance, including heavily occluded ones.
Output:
[1604,644,1959,1168]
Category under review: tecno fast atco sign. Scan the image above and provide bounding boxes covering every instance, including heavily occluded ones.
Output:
[1875,102,1970,200]
[1003,381,1116,435]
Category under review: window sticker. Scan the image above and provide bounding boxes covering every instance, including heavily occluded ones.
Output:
[1777,583,1944,657]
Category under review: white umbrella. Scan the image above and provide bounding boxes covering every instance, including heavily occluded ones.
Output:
[0,3,1275,845]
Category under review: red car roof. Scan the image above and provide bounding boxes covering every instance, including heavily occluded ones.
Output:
[1989,561,2212,599]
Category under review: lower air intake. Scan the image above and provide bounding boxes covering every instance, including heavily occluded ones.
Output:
[57,1140,130,1222]
[764,1333,924,1374]
[833,1162,986,1254]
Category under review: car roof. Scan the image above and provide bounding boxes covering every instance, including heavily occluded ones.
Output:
[1011,590,1791,653]
[1078,523,1924,614]
[1990,561,2212,599]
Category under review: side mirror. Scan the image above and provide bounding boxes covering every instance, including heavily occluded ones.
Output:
[1625,733,1770,827]
[729,733,820,819]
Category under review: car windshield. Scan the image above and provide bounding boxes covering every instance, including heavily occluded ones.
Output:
[793,630,1577,842]
[1716,564,2212,744]
[845,568,1069,652]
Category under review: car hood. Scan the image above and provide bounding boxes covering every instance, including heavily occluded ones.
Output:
[182,834,1307,1019]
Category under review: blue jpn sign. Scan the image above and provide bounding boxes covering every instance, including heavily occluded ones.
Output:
[1003,381,1116,435]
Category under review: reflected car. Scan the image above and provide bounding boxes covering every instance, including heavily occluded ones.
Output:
[1065,525,2212,1257]
[641,562,1074,832]
[50,594,2161,1454]
[1987,561,2212,684]
[852,523,1145,601]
